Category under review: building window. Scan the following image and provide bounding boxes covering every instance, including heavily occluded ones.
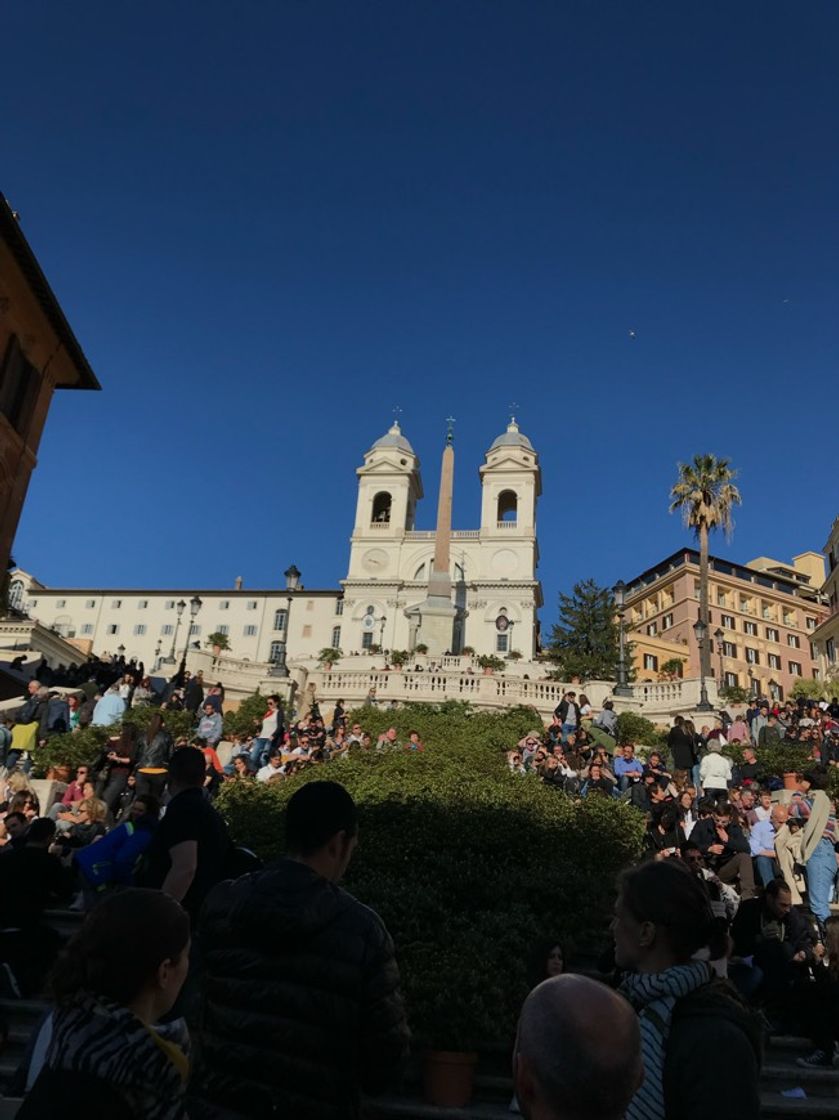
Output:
[496,632,509,653]
[766,627,779,642]
[721,614,735,629]
[716,589,727,606]
[306,600,314,611]
[138,599,148,609]
[767,653,781,670]
[56,599,66,609]
[787,634,800,649]
[724,671,739,688]
[745,647,760,665]
[133,624,146,636]
[361,631,373,650]
[783,610,796,627]
[8,580,24,611]
[744,621,757,637]
[165,600,175,610]
[219,600,230,610]
[739,596,752,614]
[497,490,518,524]
[111,599,122,609]
[0,334,40,435]
[693,581,701,598]
[331,626,341,648]
[723,641,737,658]
[806,617,817,631]
[247,600,258,611]
[161,624,174,636]
[273,609,288,631]
[371,491,392,524]
[643,654,658,671]
[646,622,658,636]
[216,624,229,636]
[189,624,201,636]
[789,661,802,677]
[107,624,119,635]
[244,625,257,637]
[827,638,837,664]
[662,613,674,630]
[269,640,283,662]
[335,599,344,616]
[302,625,312,638]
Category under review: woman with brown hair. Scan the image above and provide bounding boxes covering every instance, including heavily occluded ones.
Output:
[613,859,761,1119]
[99,724,138,812]
[19,889,191,1119]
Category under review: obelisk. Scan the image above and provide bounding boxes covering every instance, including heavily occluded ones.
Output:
[411,421,457,655]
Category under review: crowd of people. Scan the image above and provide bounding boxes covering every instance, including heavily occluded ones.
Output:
[2,670,839,1117]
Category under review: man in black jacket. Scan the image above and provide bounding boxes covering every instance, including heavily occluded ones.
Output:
[667,715,696,787]
[730,878,816,1009]
[192,780,409,1120]
[691,801,756,899]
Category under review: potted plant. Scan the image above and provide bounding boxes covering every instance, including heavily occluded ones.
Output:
[414,643,429,655]
[317,647,342,670]
[507,649,523,661]
[389,649,410,669]
[760,743,813,791]
[461,646,476,657]
[206,631,231,657]
[476,654,506,674]
[659,657,685,681]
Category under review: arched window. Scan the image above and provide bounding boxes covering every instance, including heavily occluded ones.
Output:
[497,490,517,523]
[372,492,392,524]
[8,579,23,611]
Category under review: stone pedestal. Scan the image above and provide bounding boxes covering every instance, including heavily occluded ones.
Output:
[413,600,457,658]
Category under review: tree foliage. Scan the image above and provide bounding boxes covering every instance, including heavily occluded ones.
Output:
[791,678,829,701]
[548,579,622,681]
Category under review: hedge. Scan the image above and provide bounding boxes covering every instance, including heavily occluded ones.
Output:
[216,702,644,1049]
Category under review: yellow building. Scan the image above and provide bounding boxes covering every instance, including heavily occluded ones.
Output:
[812,516,839,692]
[0,194,100,578]
[624,548,827,700]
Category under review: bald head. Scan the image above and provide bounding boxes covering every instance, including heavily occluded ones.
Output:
[514,975,642,1120]
[771,804,788,827]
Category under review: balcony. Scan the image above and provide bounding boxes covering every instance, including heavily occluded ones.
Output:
[496,521,518,530]
[369,521,391,530]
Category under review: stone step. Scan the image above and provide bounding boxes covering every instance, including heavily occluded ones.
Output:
[763,1062,839,1098]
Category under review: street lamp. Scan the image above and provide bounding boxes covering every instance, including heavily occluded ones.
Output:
[693,618,713,712]
[714,626,724,684]
[117,644,125,663]
[269,566,300,678]
[747,667,755,700]
[181,595,202,663]
[154,640,162,671]
[612,580,632,697]
[378,614,386,650]
[163,599,187,665]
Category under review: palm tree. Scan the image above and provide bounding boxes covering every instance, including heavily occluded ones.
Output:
[669,455,742,699]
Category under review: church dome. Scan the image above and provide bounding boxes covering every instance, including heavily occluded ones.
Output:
[488,418,534,452]
[370,421,415,455]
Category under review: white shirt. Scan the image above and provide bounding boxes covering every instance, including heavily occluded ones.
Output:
[260,710,279,739]
[257,762,284,782]
[699,752,733,790]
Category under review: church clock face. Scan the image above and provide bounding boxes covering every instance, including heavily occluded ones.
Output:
[362,549,388,575]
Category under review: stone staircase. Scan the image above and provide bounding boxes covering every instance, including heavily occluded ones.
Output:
[0,912,837,1118]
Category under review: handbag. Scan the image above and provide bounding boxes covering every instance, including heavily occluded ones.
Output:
[10,722,38,754]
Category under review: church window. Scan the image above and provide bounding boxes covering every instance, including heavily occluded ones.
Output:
[8,580,24,611]
[361,631,373,650]
[273,609,287,631]
[497,490,517,523]
[496,632,509,653]
[372,492,392,524]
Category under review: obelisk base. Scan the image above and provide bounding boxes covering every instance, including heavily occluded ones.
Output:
[413,598,457,658]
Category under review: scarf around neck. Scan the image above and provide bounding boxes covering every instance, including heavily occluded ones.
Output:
[620,961,712,1120]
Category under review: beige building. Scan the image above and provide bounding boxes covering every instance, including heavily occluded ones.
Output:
[8,419,543,669]
[811,515,839,691]
[625,548,827,701]
[0,195,100,576]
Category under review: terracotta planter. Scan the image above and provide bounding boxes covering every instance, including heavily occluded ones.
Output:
[423,1051,478,1108]
[783,772,800,791]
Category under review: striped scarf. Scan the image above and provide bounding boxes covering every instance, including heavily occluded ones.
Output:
[620,961,712,1120]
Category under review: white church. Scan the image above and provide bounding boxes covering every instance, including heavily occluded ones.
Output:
[9,419,543,667]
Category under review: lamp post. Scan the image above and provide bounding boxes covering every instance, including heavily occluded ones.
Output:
[693,618,713,712]
[181,595,203,663]
[378,614,386,651]
[164,599,187,665]
[612,580,632,697]
[747,667,755,700]
[269,565,300,678]
[117,644,125,664]
[714,626,724,685]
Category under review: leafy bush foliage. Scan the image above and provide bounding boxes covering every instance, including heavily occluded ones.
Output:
[123,705,196,741]
[34,726,112,776]
[216,703,644,1048]
[222,691,270,738]
[615,711,662,747]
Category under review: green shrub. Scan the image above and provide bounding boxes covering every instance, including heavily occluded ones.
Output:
[216,704,644,1049]
[223,691,269,739]
[123,705,196,741]
[34,726,112,776]
[615,711,660,746]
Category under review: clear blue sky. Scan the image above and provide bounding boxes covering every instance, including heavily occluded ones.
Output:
[6,1,838,622]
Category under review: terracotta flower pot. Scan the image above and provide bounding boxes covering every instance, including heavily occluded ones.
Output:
[783,772,800,791]
[423,1051,477,1108]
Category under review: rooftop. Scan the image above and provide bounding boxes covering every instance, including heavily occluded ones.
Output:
[488,418,534,453]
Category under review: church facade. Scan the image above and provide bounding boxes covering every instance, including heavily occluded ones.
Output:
[9,420,543,666]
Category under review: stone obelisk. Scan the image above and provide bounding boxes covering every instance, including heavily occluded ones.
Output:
[413,422,457,655]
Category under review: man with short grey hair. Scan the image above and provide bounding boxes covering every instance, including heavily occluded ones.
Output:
[514,974,642,1120]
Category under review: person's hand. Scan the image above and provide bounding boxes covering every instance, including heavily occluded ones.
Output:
[716,827,729,842]
[792,950,807,963]
[708,843,725,855]
[814,942,826,960]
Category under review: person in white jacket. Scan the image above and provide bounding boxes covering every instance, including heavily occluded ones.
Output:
[699,741,733,794]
